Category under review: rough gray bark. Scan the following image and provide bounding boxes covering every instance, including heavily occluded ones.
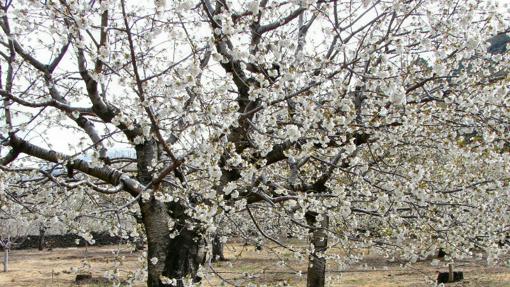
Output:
[136,139,206,287]
[306,212,329,287]
[9,135,142,196]
[140,200,206,287]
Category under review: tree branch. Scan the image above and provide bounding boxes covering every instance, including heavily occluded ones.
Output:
[9,134,142,196]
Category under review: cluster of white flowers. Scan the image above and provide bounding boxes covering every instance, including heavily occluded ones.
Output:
[0,0,509,285]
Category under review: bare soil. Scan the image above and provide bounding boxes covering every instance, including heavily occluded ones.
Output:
[1,243,509,286]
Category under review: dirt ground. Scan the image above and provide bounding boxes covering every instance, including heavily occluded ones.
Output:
[1,242,509,287]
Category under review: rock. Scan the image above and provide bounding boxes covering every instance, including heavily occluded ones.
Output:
[436,271,464,284]
[74,273,111,285]
[75,273,92,283]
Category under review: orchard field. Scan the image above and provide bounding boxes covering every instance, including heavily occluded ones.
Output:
[2,242,510,287]
[1,0,510,286]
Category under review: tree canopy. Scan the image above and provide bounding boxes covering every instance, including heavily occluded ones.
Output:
[0,0,509,286]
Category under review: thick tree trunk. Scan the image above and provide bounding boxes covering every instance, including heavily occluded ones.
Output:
[211,233,226,262]
[140,200,206,287]
[3,248,8,272]
[306,212,329,287]
[135,141,206,286]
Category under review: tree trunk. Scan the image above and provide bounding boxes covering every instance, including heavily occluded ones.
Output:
[140,200,207,287]
[448,263,454,282]
[135,141,206,286]
[211,233,226,262]
[3,248,8,272]
[38,226,46,251]
[306,212,329,287]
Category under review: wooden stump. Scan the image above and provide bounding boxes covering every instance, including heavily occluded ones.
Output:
[436,264,464,284]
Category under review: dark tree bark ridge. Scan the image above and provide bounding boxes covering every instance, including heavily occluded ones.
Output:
[306,212,329,287]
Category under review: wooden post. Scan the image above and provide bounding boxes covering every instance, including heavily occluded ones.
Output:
[38,226,46,251]
[3,248,8,272]
[448,263,454,282]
